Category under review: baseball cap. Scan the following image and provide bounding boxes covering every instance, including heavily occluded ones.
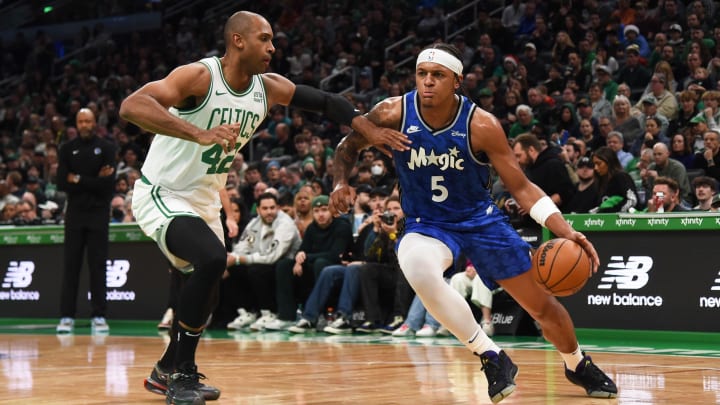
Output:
[625,44,640,55]
[577,156,594,169]
[267,160,281,170]
[478,87,493,97]
[690,114,707,124]
[355,184,372,195]
[524,42,536,50]
[369,186,390,198]
[577,98,590,107]
[669,24,682,33]
[641,95,657,105]
[712,194,720,208]
[312,195,329,207]
[595,64,611,74]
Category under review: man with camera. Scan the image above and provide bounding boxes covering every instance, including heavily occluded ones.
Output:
[356,195,414,334]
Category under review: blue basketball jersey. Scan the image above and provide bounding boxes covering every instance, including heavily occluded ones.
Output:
[392,91,507,231]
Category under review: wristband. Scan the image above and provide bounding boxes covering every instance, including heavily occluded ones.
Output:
[529,196,561,228]
[234,254,240,266]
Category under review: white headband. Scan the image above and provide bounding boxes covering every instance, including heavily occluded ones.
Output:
[416,49,463,76]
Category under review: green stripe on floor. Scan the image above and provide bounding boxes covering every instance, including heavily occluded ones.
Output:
[2,318,718,358]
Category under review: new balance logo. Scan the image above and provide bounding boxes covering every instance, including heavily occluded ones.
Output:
[597,256,653,290]
[2,261,34,288]
[711,271,720,291]
[407,125,422,133]
[106,260,129,288]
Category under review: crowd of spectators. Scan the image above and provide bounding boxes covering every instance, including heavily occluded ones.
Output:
[2,1,720,329]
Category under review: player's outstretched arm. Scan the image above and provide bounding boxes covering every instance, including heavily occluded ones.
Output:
[119,63,239,152]
[472,109,600,269]
[262,74,410,154]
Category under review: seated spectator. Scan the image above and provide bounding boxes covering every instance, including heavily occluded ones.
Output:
[590,146,638,212]
[267,195,352,330]
[615,44,651,97]
[356,196,413,335]
[587,83,612,120]
[595,64,619,103]
[641,143,692,204]
[631,116,670,157]
[287,185,377,334]
[669,90,700,136]
[224,193,301,331]
[612,95,643,146]
[632,73,679,120]
[670,133,696,170]
[391,293,447,338]
[646,176,690,212]
[565,156,601,213]
[508,104,537,139]
[691,176,717,210]
[448,260,495,337]
[293,185,314,237]
[691,130,720,183]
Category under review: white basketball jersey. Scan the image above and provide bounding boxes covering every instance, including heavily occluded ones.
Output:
[140,56,268,206]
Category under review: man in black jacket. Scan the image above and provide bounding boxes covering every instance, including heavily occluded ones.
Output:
[267,194,353,329]
[56,108,117,334]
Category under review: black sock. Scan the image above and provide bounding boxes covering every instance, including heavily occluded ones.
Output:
[174,321,202,371]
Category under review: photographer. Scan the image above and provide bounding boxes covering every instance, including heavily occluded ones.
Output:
[356,195,414,334]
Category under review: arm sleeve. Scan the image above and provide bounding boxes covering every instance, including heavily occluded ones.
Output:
[290,85,360,126]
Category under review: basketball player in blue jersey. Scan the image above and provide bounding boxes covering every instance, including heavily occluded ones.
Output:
[330,43,617,403]
[119,11,409,405]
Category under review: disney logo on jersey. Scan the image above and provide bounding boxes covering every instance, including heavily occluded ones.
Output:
[407,146,465,171]
[450,130,466,138]
[207,107,261,140]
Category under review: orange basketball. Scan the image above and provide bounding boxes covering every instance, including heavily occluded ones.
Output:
[532,238,592,297]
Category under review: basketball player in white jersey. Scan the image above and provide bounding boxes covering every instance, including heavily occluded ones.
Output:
[119,11,409,405]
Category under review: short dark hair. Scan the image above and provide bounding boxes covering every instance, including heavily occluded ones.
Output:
[257,192,279,205]
[692,175,718,191]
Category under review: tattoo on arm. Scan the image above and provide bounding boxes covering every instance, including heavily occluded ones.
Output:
[333,133,368,187]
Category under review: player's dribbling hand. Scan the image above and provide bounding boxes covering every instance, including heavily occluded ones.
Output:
[198,123,240,153]
[329,184,355,217]
[568,231,600,272]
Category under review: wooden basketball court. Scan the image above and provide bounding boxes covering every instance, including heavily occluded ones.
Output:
[1,324,719,404]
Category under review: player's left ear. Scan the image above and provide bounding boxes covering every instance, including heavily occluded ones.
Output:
[455,74,463,89]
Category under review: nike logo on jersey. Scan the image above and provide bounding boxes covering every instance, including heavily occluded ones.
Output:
[215,90,227,96]
[407,125,422,133]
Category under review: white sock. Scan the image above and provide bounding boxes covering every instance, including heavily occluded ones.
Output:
[560,346,584,370]
[466,325,501,355]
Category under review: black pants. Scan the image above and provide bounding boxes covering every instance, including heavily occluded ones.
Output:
[60,221,109,318]
[212,263,275,327]
[275,257,334,321]
[358,262,413,323]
